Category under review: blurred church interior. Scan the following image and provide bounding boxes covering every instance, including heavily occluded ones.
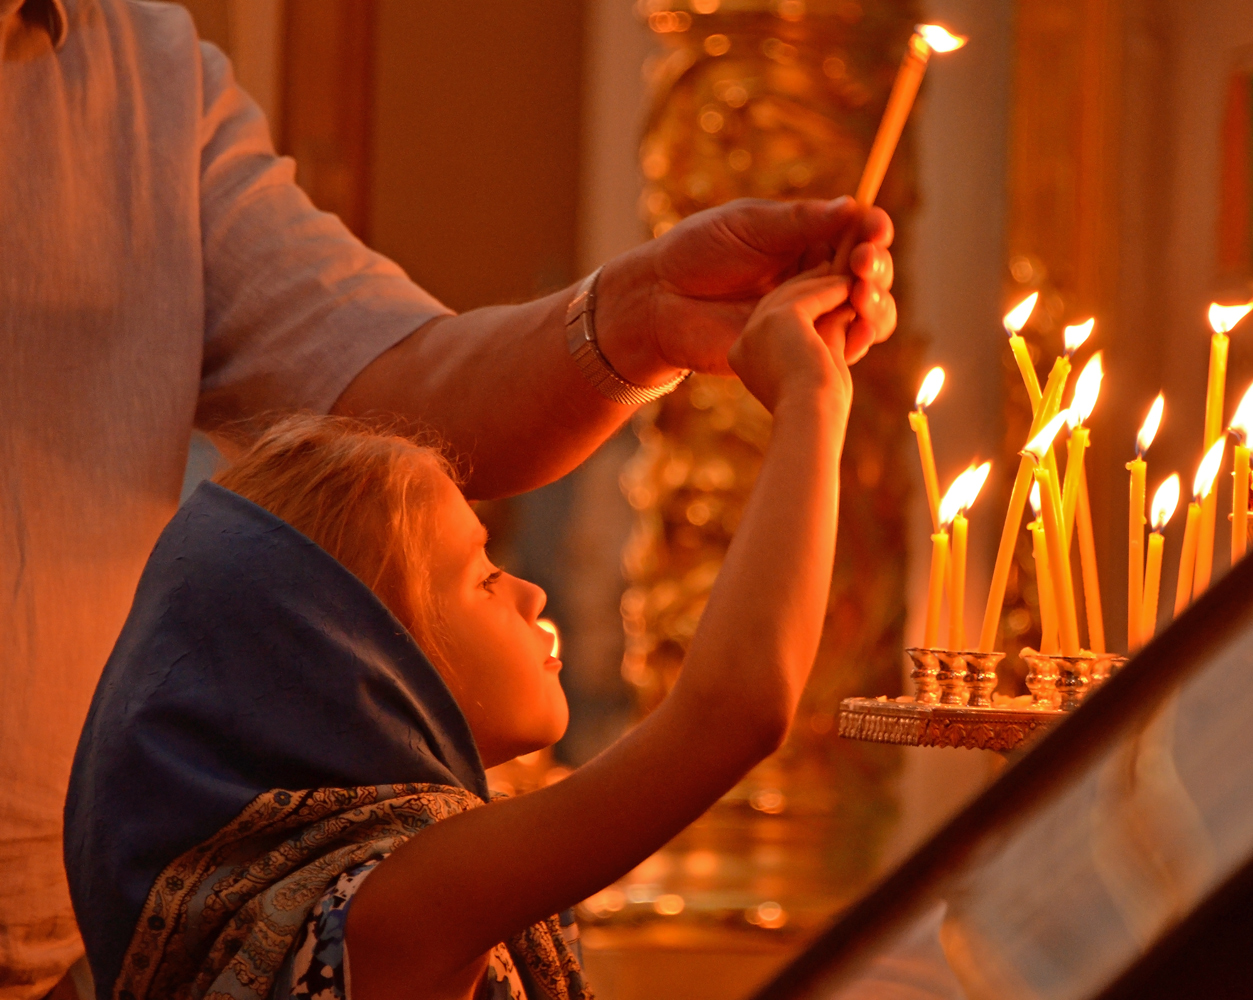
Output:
[171,2,1253,998]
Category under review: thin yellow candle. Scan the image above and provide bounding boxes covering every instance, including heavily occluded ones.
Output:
[977,355,1074,653]
[1076,465,1106,652]
[1175,501,1201,618]
[924,530,949,648]
[1025,413,1081,655]
[1229,382,1253,565]
[1029,484,1059,655]
[1141,475,1180,645]
[1004,292,1042,408]
[831,24,967,270]
[1175,439,1227,618]
[1128,394,1164,651]
[1195,301,1252,595]
[941,462,991,651]
[910,366,945,532]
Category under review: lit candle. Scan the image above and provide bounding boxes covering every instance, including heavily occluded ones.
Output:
[1229,382,1253,566]
[1175,439,1227,616]
[977,357,1073,653]
[1029,483,1059,655]
[1062,350,1103,545]
[1004,292,1042,408]
[1141,475,1180,644]
[833,25,967,270]
[1127,394,1164,651]
[941,462,991,651]
[1024,413,1080,656]
[910,366,945,532]
[924,530,949,648]
[1195,301,1253,596]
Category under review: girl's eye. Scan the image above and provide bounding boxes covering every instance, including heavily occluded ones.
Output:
[480,570,503,593]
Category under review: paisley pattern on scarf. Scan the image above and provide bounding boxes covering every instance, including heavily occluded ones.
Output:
[113,784,592,1000]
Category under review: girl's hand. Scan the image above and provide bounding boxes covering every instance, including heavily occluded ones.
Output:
[727,262,854,415]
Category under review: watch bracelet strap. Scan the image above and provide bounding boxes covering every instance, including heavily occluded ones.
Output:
[566,267,691,406]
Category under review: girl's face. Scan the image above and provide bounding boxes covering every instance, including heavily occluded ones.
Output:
[424,473,568,768]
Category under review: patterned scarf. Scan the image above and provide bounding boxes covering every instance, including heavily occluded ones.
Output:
[114,783,592,1000]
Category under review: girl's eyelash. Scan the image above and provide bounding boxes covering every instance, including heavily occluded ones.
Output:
[481,570,503,591]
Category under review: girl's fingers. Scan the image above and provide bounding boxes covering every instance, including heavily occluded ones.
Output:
[767,274,851,321]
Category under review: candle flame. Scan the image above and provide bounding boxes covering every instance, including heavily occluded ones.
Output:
[1136,393,1165,456]
[1022,412,1069,464]
[915,366,945,410]
[1207,300,1253,335]
[1004,292,1039,335]
[1029,481,1043,518]
[939,461,991,525]
[538,618,561,658]
[1229,381,1253,442]
[1193,438,1226,501]
[1063,318,1095,356]
[1150,474,1180,532]
[1067,350,1103,428]
[915,24,967,53]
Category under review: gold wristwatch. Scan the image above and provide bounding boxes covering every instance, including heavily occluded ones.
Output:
[565,266,691,406]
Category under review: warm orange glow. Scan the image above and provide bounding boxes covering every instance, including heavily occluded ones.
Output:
[1029,480,1043,518]
[1208,300,1253,335]
[939,462,991,525]
[1230,381,1253,442]
[1150,474,1180,532]
[1136,393,1165,457]
[538,619,561,658]
[1193,438,1226,501]
[915,24,968,53]
[1023,412,1069,464]
[1067,351,1103,427]
[916,366,945,410]
[1063,318,1095,356]
[1004,292,1039,335]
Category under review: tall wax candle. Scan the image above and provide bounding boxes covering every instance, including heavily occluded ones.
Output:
[1195,302,1251,595]
[1076,467,1106,652]
[1003,293,1042,407]
[1175,439,1226,617]
[924,531,949,648]
[1063,351,1103,547]
[1024,413,1080,655]
[1174,501,1201,618]
[911,367,945,532]
[1127,394,1164,651]
[1229,382,1253,565]
[1141,475,1180,645]
[1031,518,1059,655]
[949,513,968,650]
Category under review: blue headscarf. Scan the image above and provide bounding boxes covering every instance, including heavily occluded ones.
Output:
[64,481,488,998]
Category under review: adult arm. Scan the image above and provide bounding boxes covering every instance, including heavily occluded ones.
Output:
[333,199,893,499]
[346,270,852,1000]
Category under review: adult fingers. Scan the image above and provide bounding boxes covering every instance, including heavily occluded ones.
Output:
[850,280,896,343]
[858,205,894,248]
[849,243,894,289]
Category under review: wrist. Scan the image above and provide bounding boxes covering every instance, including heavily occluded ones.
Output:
[592,249,686,387]
[772,384,848,427]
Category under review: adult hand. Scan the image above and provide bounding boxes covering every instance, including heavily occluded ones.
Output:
[594,197,895,386]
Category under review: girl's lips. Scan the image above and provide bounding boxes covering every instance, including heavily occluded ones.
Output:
[544,656,562,673]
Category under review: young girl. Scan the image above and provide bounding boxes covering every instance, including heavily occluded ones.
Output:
[65,264,855,1000]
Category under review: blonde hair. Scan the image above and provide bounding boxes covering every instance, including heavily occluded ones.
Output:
[214,414,456,658]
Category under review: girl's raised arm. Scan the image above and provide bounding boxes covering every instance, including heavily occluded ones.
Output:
[348,268,855,1000]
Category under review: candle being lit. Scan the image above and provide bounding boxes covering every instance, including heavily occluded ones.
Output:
[1024,412,1081,656]
[1128,394,1164,651]
[1004,292,1042,407]
[941,462,992,651]
[833,24,966,270]
[1174,438,1227,617]
[1229,382,1253,566]
[1195,300,1253,597]
[1029,483,1059,654]
[910,366,945,532]
[1141,474,1180,644]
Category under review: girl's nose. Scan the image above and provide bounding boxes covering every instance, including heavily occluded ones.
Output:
[511,574,547,621]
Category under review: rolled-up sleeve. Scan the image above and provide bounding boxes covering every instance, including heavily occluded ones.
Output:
[195,41,451,429]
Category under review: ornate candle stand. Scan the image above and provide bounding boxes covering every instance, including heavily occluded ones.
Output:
[840,649,1127,753]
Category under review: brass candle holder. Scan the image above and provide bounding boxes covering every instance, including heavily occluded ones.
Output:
[840,647,1122,753]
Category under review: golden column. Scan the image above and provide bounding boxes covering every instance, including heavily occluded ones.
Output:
[580,0,922,971]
